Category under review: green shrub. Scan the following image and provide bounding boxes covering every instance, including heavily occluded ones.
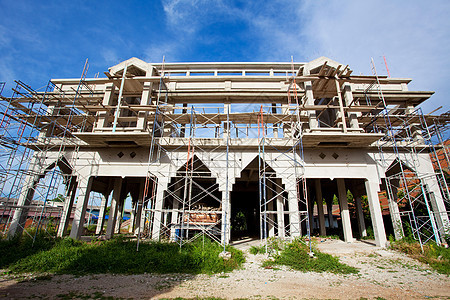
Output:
[268,239,358,274]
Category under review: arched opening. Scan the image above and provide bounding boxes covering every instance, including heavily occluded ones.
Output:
[231,157,282,241]
[160,155,222,242]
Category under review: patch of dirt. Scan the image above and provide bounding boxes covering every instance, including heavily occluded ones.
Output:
[0,239,449,299]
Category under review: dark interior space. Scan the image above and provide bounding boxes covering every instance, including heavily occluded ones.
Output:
[231,182,260,240]
[230,157,262,240]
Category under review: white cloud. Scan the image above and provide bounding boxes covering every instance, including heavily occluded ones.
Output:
[162,0,226,34]
[144,41,181,63]
[101,49,119,65]
[156,0,450,113]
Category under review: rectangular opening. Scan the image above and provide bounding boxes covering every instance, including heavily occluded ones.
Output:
[165,72,186,76]
[245,72,270,76]
[106,141,138,146]
[318,141,349,146]
[190,72,215,76]
[217,72,242,76]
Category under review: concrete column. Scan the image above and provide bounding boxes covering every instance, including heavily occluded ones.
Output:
[221,189,231,245]
[105,177,123,239]
[307,186,314,234]
[128,201,136,233]
[281,104,292,138]
[95,191,110,235]
[326,198,335,229]
[303,69,318,130]
[365,178,387,247]
[337,179,353,243]
[422,177,450,241]
[151,178,168,240]
[223,102,230,139]
[170,181,182,240]
[69,176,93,239]
[405,105,424,143]
[272,103,279,138]
[8,173,41,238]
[342,83,360,129]
[57,178,77,237]
[181,104,187,137]
[114,197,124,234]
[96,83,115,130]
[268,182,275,237]
[386,179,404,240]
[335,80,347,133]
[137,81,153,130]
[314,179,326,236]
[287,188,301,237]
[134,181,146,235]
[355,195,368,238]
[276,180,285,238]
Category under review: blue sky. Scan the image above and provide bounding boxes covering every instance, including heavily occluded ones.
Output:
[1,0,449,113]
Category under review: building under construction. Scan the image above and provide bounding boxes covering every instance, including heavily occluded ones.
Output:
[0,56,449,249]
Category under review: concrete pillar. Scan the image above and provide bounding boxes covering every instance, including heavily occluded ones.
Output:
[96,83,115,130]
[223,102,230,139]
[134,181,146,235]
[57,178,77,237]
[272,103,279,138]
[355,195,368,238]
[276,180,285,238]
[365,178,387,247]
[268,182,275,237]
[8,173,41,238]
[151,178,168,240]
[69,176,93,239]
[307,186,314,234]
[422,177,450,242]
[337,179,353,243]
[342,83,360,129]
[95,191,110,235]
[287,188,301,237]
[128,201,136,233]
[314,179,326,236]
[105,177,123,239]
[137,80,153,130]
[386,179,404,240]
[170,181,182,240]
[281,104,292,138]
[303,69,318,130]
[114,197,124,234]
[405,105,424,143]
[335,80,347,133]
[221,189,231,245]
[326,197,335,229]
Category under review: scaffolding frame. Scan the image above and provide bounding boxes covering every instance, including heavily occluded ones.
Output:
[0,60,99,240]
[0,57,448,252]
[365,58,449,249]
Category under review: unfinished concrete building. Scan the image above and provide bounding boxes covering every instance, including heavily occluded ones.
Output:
[1,56,449,248]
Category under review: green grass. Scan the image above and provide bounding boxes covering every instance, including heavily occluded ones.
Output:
[264,239,358,274]
[390,239,450,275]
[0,235,244,275]
[249,245,265,255]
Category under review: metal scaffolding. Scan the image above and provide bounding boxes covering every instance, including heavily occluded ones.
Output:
[365,58,450,249]
[0,56,448,252]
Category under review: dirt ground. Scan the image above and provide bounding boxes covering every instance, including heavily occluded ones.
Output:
[0,239,449,299]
